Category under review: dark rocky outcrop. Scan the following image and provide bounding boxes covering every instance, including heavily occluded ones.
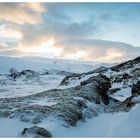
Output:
[111,72,132,83]
[80,75,111,105]
[60,67,109,86]
[8,69,38,80]
[22,126,52,138]
[111,56,140,72]
[60,73,81,86]
[20,70,38,76]
[0,74,112,126]
[132,81,140,96]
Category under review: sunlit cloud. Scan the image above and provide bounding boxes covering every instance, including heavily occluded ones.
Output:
[0,3,45,25]
[0,24,22,39]
[62,51,87,60]
[17,39,63,57]
[23,3,46,13]
[0,3,140,63]
[53,39,140,63]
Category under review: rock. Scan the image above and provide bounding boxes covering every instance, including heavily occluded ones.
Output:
[60,73,81,86]
[111,56,140,72]
[32,116,42,124]
[132,81,140,96]
[112,73,132,83]
[0,73,112,127]
[20,115,30,122]
[108,88,121,94]
[22,126,52,138]
[8,68,20,79]
[54,99,84,126]
[56,70,73,76]
[94,75,111,105]
[21,70,38,79]
[92,66,108,73]
[132,68,140,78]
[82,107,98,119]
[120,96,135,112]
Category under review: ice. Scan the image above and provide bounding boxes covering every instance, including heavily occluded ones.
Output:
[110,87,132,102]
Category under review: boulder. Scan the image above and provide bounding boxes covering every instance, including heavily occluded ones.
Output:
[22,126,52,138]
[54,99,85,126]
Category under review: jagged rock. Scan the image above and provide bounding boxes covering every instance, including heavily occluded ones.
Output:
[8,69,38,80]
[8,68,20,79]
[60,67,108,86]
[111,56,140,72]
[132,68,140,78]
[80,75,111,105]
[22,126,52,138]
[53,98,86,126]
[120,96,135,112]
[108,87,121,94]
[111,73,132,83]
[20,70,38,79]
[132,81,140,96]
[0,73,113,126]
[60,73,81,86]
[92,66,108,73]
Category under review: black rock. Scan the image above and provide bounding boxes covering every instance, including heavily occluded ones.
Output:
[22,126,52,138]
[108,87,121,94]
[132,81,140,96]
[111,56,140,72]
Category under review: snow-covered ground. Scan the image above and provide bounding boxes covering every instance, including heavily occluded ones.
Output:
[0,56,140,138]
[0,56,105,98]
[0,56,110,98]
[0,103,140,138]
[0,74,64,98]
[0,56,107,74]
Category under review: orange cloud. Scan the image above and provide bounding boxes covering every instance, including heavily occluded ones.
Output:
[0,3,44,24]
[23,3,46,13]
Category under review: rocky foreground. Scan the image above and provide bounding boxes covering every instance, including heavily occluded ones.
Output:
[0,56,140,137]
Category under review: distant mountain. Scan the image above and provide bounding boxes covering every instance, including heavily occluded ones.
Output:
[0,56,111,74]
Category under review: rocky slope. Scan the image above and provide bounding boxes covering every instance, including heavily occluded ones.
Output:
[0,56,140,137]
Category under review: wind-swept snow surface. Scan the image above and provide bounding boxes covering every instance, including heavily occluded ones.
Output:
[0,56,140,137]
[0,104,140,137]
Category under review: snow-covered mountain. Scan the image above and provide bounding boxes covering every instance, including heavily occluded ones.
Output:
[0,56,140,137]
[0,56,110,74]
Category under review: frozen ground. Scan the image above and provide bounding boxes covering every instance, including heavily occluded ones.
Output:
[0,74,65,98]
[0,56,140,137]
[0,103,140,138]
[0,56,108,74]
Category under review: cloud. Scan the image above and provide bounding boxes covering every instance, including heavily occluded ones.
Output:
[0,24,22,39]
[54,39,140,62]
[0,3,140,63]
[0,3,46,25]
[23,3,46,13]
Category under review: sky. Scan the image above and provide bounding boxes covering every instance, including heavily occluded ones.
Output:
[0,2,140,63]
